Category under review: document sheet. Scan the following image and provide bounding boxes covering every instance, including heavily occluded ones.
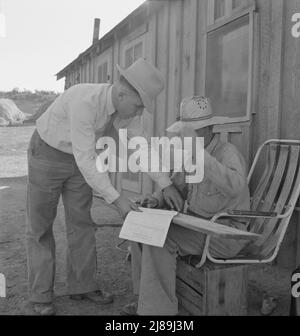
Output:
[119,208,178,247]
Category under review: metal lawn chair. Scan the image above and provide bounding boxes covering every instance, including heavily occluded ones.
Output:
[173,139,300,268]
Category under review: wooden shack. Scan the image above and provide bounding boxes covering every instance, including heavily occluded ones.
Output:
[56,0,300,269]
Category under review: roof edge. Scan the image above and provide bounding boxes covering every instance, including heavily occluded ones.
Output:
[56,0,166,80]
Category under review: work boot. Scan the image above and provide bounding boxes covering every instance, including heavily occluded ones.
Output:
[260,293,278,316]
[121,302,138,315]
[32,302,55,316]
[69,290,113,304]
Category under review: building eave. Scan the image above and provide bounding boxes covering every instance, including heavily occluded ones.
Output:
[56,0,166,81]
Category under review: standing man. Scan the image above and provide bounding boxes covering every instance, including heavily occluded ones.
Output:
[26,58,183,315]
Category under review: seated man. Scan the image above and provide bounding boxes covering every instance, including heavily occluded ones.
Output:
[123,96,251,316]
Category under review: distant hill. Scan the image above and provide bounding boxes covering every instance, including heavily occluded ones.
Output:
[0,89,60,122]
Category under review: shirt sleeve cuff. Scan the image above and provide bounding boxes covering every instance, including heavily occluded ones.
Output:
[156,176,172,190]
[153,190,165,208]
[104,187,120,204]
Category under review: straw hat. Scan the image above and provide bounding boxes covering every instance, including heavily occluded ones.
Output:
[167,96,230,133]
[116,58,164,113]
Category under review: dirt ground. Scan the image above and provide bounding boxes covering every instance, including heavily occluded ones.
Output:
[0,126,293,315]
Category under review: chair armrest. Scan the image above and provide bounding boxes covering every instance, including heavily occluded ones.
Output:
[227,210,278,218]
[172,213,259,240]
[213,206,293,222]
[94,223,122,228]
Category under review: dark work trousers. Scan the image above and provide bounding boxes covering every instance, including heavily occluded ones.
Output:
[26,129,98,303]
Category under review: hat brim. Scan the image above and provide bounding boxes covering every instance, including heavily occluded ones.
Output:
[166,116,231,133]
[117,64,153,114]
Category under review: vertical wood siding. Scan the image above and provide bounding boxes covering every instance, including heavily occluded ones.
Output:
[62,0,300,267]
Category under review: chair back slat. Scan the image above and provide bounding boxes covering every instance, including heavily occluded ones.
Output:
[249,145,289,235]
[260,149,300,257]
[252,146,300,256]
[250,144,277,217]
[206,139,300,264]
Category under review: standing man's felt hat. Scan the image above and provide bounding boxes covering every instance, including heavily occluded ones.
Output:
[167,96,230,133]
[116,58,164,114]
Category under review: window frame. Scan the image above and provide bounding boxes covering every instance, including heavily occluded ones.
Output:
[122,35,146,69]
[208,0,255,26]
[204,2,256,123]
[95,49,112,84]
[97,61,109,84]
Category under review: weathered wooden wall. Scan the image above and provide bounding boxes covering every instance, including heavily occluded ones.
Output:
[154,0,197,136]
[62,0,300,269]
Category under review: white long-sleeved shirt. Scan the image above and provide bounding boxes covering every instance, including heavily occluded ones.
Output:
[36,83,172,203]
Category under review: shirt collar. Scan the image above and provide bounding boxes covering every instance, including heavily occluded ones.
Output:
[107,85,116,116]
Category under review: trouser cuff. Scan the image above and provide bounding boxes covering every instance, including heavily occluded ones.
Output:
[67,283,99,296]
[29,292,53,303]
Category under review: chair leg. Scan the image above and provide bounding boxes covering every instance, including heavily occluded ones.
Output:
[195,236,210,268]
[125,245,131,262]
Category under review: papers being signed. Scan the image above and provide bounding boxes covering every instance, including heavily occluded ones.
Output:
[119,208,178,247]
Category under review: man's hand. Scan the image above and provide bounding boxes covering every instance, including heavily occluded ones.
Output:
[138,194,159,208]
[113,195,141,219]
[162,184,184,212]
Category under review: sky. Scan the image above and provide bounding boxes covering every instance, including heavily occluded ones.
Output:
[0,0,146,92]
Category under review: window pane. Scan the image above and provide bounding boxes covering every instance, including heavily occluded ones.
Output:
[205,15,249,119]
[133,42,143,62]
[125,48,133,67]
[232,0,239,9]
[214,0,225,20]
[232,0,248,10]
